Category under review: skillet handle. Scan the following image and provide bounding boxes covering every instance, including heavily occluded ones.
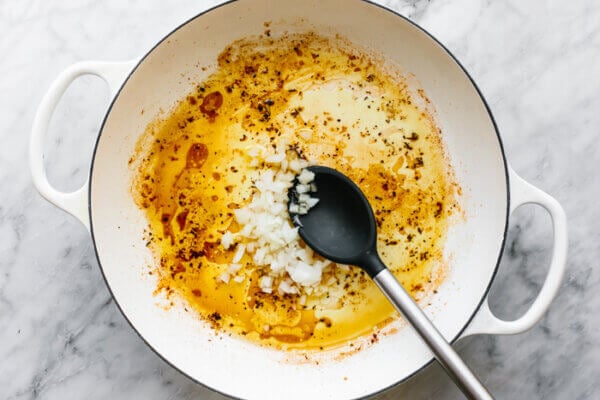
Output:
[462,166,568,336]
[29,60,137,231]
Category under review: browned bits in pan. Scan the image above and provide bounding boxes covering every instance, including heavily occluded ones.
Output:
[186,143,208,169]
[199,91,223,121]
[176,210,189,230]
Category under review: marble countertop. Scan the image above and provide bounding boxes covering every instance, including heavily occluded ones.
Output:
[1,0,598,399]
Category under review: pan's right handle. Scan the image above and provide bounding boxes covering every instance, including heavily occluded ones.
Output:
[462,166,568,336]
[30,60,137,231]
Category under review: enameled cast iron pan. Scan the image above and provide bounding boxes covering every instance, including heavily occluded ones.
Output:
[30,1,567,399]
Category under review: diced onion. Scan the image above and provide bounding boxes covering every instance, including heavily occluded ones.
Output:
[219,272,231,283]
[295,184,310,194]
[228,263,242,274]
[306,197,319,208]
[221,231,234,250]
[220,142,323,293]
[298,169,315,184]
[232,244,245,263]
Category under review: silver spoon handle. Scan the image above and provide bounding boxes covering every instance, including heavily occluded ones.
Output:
[373,269,494,400]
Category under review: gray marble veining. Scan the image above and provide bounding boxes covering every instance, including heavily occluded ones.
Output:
[1,0,598,399]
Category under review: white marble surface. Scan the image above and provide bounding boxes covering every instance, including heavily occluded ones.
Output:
[1,0,598,399]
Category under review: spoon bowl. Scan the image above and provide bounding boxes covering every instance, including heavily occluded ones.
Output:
[289,166,381,272]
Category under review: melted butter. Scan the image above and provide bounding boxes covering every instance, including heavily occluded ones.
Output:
[131,32,459,350]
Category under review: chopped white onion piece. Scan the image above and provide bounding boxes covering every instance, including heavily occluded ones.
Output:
[289,159,304,172]
[278,279,299,295]
[295,184,310,194]
[293,215,303,227]
[297,169,315,184]
[305,197,319,208]
[221,231,234,250]
[265,153,286,164]
[259,275,273,290]
[219,272,231,283]
[228,263,242,274]
[232,244,245,263]
[298,193,310,203]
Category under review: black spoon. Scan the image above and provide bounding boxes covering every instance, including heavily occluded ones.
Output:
[288,165,493,400]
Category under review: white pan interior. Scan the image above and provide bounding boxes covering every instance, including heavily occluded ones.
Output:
[90,0,508,399]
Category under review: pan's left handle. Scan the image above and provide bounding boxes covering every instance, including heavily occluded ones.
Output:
[30,60,137,231]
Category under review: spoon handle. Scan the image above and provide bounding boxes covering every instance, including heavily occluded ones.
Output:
[373,269,494,400]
